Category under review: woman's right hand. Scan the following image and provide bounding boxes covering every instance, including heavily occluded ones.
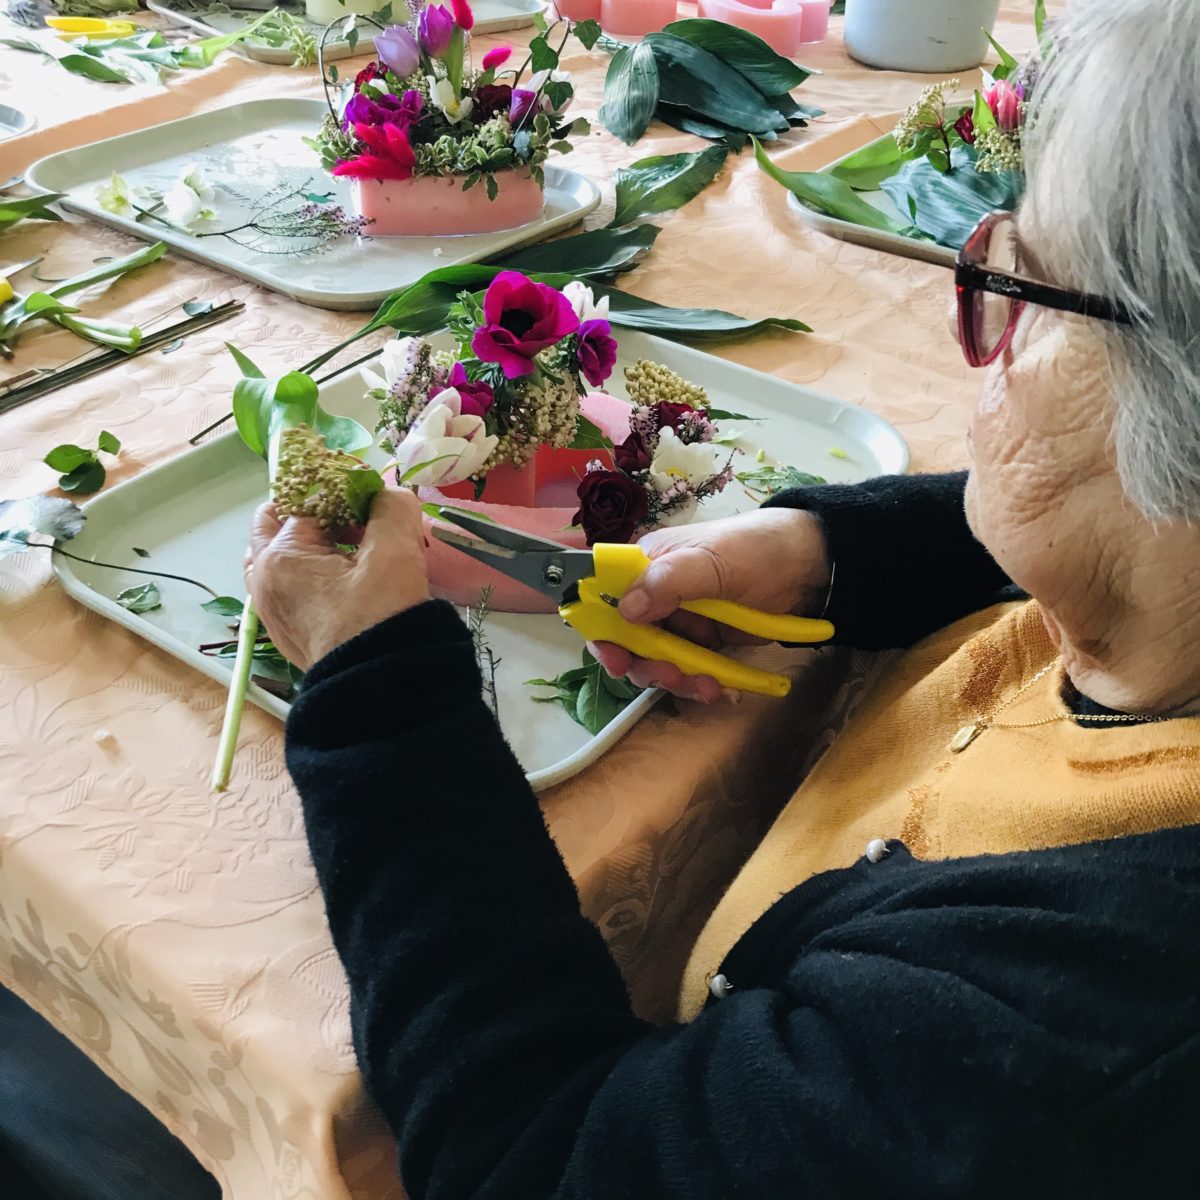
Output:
[590,507,832,704]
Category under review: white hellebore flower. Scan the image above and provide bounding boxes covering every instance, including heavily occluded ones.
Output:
[429,77,474,125]
[648,427,720,523]
[95,172,150,221]
[562,281,610,324]
[162,163,217,232]
[392,388,498,488]
[360,336,422,395]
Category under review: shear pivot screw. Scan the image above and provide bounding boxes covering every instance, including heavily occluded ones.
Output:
[544,564,565,587]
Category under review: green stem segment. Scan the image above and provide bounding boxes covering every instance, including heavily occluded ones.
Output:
[210,598,261,792]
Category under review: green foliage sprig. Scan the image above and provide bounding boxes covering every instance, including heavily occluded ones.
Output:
[0,194,64,234]
[43,430,121,496]
[528,648,643,736]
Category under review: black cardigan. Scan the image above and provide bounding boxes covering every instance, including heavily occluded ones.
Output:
[286,472,1200,1200]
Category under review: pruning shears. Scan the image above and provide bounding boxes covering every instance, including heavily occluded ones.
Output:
[0,258,40,306]
[431,510,836,698]
[45,16,138,39]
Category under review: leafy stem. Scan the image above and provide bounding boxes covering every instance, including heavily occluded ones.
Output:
[43,544,221,597]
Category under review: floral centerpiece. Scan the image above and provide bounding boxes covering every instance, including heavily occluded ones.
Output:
[364,271,733,609]
[306,1,597,236]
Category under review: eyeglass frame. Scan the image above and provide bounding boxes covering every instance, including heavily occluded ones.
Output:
[954,210,1134,368]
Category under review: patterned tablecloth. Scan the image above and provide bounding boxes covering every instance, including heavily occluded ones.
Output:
[0,5,1046,1197]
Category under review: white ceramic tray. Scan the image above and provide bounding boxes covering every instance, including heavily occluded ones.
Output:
[148,0,544,64]
[53,330,908,790]
[26,98,601,311]
[0,104,34,141]
[787,131,957,269]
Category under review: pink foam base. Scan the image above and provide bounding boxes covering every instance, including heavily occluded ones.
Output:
[696,0,829,55]
[353,170,545,237]
[416,393,632,613]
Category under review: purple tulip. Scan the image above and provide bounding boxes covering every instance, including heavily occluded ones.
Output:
[418,4,455,57]
[375,24,420,79]
[576,319,618,388]
[471,272,581,380]
[509,88,538,126]
[343,89,423,132]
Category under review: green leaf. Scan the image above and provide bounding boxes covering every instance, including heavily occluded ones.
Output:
[879,146,1021,250]
[645,33,788,137]
[341,466,384,524]
[661,18,814,95]
[610,146,728,228]
[984,31,1019,80]
[600,671,642,701]
[132,546,150,558]
[116,582,162,614]
[735,464,827,496]
[97,430,121,456]
[598,42,660,145]
[43,444,95,474]
[655,106,749,150]
[529,33,558,73]
[54,312,142,353]
[492,225,660,277]
[829,135,916,191]
[0,194,65,231]
[972,89,999,138]
[55,51,133,83]
[0,495,85,559]
[47,242,167,302]
[1034,0,1047,36]
[573,18,602,50]
[202,595,246,618]
[58,460,107,495]
[396,456,457,485]
[754,137,909,235]
[576,673,623,733]
[705,408,760,421]
[569,415,613,451]
[594,284,811,339]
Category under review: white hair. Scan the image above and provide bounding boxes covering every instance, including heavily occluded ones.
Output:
[1020,0,1200,522]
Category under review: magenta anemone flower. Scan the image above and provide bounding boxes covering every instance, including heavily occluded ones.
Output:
[430,361,495,419]
[418,4,455,57]
[343,89,423,131]
[576,318,618,388]
[375,24,420,78]
[471,272,581,379]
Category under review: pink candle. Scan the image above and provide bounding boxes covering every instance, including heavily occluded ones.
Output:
[600,0,677,37]
[553,0,602,19]
[696,0,829,55]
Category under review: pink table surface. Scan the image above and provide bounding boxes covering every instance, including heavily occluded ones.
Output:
[0,5,1050,1197]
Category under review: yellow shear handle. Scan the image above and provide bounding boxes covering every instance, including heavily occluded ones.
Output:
[558,544,838,699]
[46,17,138,38]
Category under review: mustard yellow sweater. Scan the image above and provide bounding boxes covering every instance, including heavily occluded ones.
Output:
[681,599,1200,1018]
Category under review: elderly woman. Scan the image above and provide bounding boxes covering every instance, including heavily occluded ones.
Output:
[249,2,1199,1196]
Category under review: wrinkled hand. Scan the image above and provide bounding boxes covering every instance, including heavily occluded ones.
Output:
[590,508,831,704]
[246,488,430,671]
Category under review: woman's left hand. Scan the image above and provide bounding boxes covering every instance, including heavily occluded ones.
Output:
[245,487,430,671]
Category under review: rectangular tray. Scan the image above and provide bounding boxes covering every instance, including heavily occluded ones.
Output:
[53,331,907,791]
[148,0,545,64]
[788,129,957,269]
[26,97,601,311]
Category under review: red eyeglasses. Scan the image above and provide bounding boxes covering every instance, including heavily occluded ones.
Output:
[955,211,1134,367]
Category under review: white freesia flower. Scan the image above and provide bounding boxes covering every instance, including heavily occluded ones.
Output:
[562,281,610,323]
[429,77,474,125]
[361,336,422,394]
[95,172,150,221]
[392,388,498,487]
[162,163,217,232]
[648,426,720,491]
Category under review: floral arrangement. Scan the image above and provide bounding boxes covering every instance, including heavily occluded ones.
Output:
[365,272,732,543]
[574,361,732,545]
[307,1,597,196]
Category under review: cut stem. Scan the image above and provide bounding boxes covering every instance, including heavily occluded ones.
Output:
[211,598,261,792]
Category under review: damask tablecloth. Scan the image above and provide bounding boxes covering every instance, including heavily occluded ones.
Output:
[0,5,1048,1198]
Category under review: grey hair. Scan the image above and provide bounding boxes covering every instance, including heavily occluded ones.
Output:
[1020,0,1200,522]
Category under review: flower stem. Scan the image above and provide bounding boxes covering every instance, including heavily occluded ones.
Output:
[46,544,220,597]
[211,597,260,793]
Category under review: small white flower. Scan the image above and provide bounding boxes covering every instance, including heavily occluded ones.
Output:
[429,76,474,125]
[361,336,423,395]
[162,163,217,232]
[95,172,150,221]
[648,426,721,493]
[562,281,609,323]
[392,389,498,487]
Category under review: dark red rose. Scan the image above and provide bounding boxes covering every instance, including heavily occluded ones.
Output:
[573,470,649,545]
[354,61,382,90]
[613,431,652,474]
[651,401,697,433]
[953,107,976,145]
[475,83,514,119]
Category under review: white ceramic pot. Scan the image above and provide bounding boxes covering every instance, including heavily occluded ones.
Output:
[843,0,1002,73]
[305,0,375,26]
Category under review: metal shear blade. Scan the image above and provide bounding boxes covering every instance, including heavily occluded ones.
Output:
[431,508,596,603]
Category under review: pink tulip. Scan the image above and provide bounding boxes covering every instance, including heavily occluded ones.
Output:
[985,80,1022,132]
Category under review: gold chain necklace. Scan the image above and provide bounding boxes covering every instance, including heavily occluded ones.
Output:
[948,660,1169,753]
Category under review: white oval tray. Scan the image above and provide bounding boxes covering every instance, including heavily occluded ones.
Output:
[53,330,908,791]
[26,97,601,312]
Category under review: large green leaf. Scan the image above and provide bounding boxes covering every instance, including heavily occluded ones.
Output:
[609,146,728,228]
[47,242,168,301]
[754,138,909,234]
[593,285,811,339]
[829,135,916,191]
[0,194,64,231]
[655,105,749,150]
[661,18,814,95]
[492,224,660,276]
[879,147,1021,249]
[598,42,661,145]
[645,33,788,136]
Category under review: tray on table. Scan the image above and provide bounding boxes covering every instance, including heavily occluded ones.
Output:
[53,331,908,790]
[147,0,545,64]
[26,97,602,312]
